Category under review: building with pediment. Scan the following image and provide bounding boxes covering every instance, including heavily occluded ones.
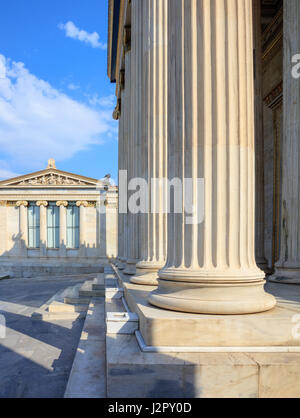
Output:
[0,159,118,277]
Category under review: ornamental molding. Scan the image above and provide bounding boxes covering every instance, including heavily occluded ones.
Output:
[113,99,121,120]
[16,201,28,207]
[0,168,104,189]
[56,201,68,207]
[16,173,91,187]
[76,201,89,207]
[36,201,48,207]
[0,194,100,202]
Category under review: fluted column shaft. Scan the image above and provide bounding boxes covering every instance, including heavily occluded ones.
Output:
[271,0,300,283]
[253,0,267,271]
[76,201,87,257]
[17,201,28,256]
[117,92,125,269]
[149,0,276,314]
[57,201,68,257]
[122,52,131,268]
[37,201,48,257]
[130,0,168,285]
[124,0,142,275]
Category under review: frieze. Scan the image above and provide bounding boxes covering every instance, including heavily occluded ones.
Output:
[14,173,91,187]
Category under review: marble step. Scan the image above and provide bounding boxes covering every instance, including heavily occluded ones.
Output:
[79,281,105,297]
[105,287,124,300]
[64,299,106,398]
[32,309,84,321]
[106,312,139,334]
[92,277,118,291]
[63,284,91,305]
[48,301,88,313]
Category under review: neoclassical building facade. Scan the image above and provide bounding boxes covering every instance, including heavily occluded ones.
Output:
[0,159,118,277]
[108,0,300,314]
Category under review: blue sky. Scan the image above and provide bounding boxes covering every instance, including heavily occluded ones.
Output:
[0,0,118,182]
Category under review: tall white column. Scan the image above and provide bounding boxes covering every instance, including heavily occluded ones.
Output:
[116,92,125,269]
[16,201,28,257]
[76,201,88,257]
[270,0,300,284]
[253,0,268,271]
[56,201,68,257]
[130,0,168,285]
[37,201,48,257]
[121,51,131,270]
[149,0,276,314]
[124,0,142,275]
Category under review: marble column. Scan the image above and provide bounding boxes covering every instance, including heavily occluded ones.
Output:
[16,201,28,256]
[253,0,268,272]
[130,0,168,285]
[117,92,125,269]
[270,0,300,284]
[121,51,131,270]
[76,201,88,257]
[149,0,276,314]
[56,201,68,257]
[124,0,142,275]
[37,201,48,257]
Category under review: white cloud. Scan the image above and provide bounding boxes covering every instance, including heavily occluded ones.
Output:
[67,82,80,90]
[58,21,107,49]
[0,159,20,180]
[0,54,117,171]
[88,94,116,108]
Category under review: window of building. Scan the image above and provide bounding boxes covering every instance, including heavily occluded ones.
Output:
[28,202,40,249]
[47,202,59,249]
[66,203,80,249]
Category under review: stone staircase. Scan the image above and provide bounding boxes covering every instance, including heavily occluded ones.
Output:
[31,271,115,321]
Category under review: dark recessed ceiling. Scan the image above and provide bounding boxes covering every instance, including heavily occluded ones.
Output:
[261,0,283,31]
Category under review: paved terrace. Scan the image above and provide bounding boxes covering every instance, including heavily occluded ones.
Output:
[0,274,92,398]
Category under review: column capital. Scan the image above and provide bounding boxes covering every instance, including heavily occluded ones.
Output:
[56,201,68,207]
[16,201,28,207]
[76,201,88,208]
[36,201,48,207]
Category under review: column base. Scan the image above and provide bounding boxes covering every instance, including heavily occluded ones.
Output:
[149,271,276,314]
[130,262,163,286]
[123,260,137,276]
[256,257,272,274]
[269,267,300,285]
[116,259,125,270]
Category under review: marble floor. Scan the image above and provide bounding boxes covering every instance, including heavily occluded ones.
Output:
[0,274,91,398]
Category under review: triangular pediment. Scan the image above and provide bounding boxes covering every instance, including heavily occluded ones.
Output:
[0,168,102,188]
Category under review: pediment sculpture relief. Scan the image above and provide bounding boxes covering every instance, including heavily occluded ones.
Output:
[14,174,92,187]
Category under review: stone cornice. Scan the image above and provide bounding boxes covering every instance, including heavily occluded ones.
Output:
[0,168,104,189]
[0,194,101,202]
[107,0,114,80]
[115,0,125,90]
